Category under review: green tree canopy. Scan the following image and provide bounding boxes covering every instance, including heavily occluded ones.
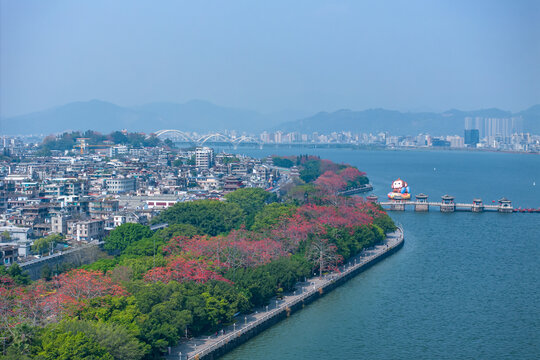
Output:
[251,203,297,231]
[225,188,277,229]
[37,330,114,360]
[0,263,30,285]
[152,200,245,236]
[155,223,201,241]
[272,157,294,168]
[54,320,149,360]
[104,223,152,253]
[373,214,398,234]
[32,234,64,255]
[299,159,321,183]
[76,296,146,337]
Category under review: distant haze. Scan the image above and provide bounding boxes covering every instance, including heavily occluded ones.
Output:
[1,1,539,119]
[1,100,539,136]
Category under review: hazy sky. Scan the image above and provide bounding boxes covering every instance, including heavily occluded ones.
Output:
[1,0,539,117]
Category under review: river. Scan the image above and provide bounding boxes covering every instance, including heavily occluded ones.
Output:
[218,148,540,360]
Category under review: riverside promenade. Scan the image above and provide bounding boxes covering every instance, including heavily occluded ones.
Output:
[167,227,404,360]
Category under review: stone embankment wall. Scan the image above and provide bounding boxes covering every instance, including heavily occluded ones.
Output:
[20,243,102,280]
[189,228,404,360]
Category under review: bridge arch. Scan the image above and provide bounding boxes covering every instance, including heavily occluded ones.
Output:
[197,133,233,146]
[153,130,194,143]
[231,136,262,148]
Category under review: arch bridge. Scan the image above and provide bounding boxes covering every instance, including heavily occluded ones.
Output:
[152,130,262,148]
[152,130,195,144]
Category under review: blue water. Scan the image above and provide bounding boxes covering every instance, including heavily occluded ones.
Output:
[220,148,540,360]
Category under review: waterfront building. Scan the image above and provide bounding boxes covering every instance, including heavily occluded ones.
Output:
[472,198,484,212]
[497,198,513,213]
[464,129,480,147]
[415,193,429,211]
[447,135,465,148]
[465,117,523,145]
[440,195,455,212]
[432,138,451,147]
[274,131,283,144]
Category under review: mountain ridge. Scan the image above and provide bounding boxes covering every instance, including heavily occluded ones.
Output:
[0,99,279,135]
[278,105,539,135]
[1,100,538,136]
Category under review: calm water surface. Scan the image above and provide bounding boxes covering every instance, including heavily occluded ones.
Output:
[220,148,540,360]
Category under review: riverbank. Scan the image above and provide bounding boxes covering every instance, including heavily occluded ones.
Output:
[167,227,404,360]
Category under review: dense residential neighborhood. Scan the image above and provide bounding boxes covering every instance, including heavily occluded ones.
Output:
[0,139,289,266]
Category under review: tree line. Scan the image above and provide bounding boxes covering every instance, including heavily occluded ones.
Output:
[0,159,395,359]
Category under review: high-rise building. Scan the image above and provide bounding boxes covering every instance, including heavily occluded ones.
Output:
[464,129,479,147]
[447,135,465,148]
[274,131,283,144]
[195,147,214,169]
[260,132,271,143]
[465,116,523,143]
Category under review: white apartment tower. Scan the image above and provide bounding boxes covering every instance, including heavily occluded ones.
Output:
[195,147,214,169]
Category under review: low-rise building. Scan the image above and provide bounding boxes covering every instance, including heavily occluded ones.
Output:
[106,177,136,193]
[0,244,17,265]
[0,225,32,242]
[75,219,105,242]
[51,214,71,234]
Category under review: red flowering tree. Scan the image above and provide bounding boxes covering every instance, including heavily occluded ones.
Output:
[0,283,24,338]
[319,159,343,173]
[46,269,127,315]
[339,167,366,182]
[163,230,286,270]
[144,258,231,284]
[269,211,324,252]
[314,171,347,194]
[0,280,49,340]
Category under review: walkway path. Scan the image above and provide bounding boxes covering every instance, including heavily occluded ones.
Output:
[166,227,404,360]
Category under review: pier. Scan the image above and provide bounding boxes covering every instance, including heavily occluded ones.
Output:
[367,194,539,213]
[166,228,404,360]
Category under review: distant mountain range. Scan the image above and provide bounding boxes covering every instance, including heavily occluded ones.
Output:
[277,105,540,136]
[0,99,295,135]
[1,99,539,136]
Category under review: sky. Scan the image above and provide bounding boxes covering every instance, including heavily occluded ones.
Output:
[1,0,539,117]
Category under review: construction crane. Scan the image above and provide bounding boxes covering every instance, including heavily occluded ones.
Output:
[74,138,112,155]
